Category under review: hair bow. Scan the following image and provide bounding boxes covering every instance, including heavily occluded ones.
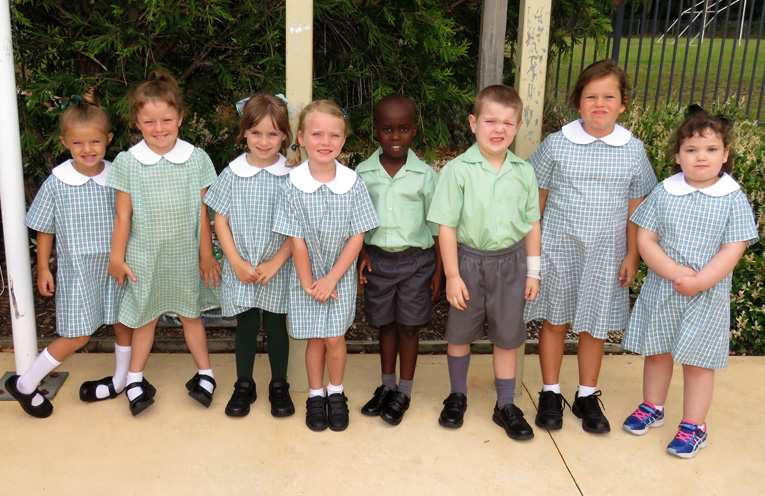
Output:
[684,103,704,118]
[60,95,83,110]
[275,93,288,104]
[235,97,250,116]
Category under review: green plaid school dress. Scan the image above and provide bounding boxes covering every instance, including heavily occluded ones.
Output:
[203,153,293,316]
[622,174,759,369]
[25,160,123,337]
[524,121,657,339]
[273,161,380,339]
[106,140,217,328]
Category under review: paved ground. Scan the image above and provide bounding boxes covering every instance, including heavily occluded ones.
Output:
[1,352,762,495]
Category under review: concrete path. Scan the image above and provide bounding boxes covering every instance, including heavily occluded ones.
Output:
[1,352,761,495]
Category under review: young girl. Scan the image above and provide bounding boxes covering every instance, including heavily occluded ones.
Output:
[622,108,758,458]
[524,60,657,433]
[6,88,133,417]
[273,100,380,432]
[107,71,221,416]
[203,94,295,418]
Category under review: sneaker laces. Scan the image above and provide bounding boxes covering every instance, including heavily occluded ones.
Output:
[675,422,700,442]
[578,390,606,417]
[539,390,571,412]
[631,404,654,420]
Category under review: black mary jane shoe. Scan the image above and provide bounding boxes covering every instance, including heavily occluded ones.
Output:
[360,385,396,416]
[125,381,154,417]
[438,392,467,429]
[225,379,257,418]
[268,379,295,418]
[79,376,119,402]
[185,373,217,408]
[327,392,350,432]
[380,391,410,426]
[493,403,534,440]
[305,396,328,432]
[5,375,53,418]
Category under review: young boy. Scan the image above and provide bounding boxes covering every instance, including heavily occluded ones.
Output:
[356,95,443,426]
[427,85,541,440]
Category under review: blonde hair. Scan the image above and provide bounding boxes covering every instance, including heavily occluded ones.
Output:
[473,85,523,119]
[129,70,184,122]
[237,94,292,155]
[59,87,111,136]
[291,100,350,165]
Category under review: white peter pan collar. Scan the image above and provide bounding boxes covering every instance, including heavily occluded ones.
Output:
[52,159,112,186]
[662,172,740,197]
[289,160,356,194]
[128,139,194,165]
[562,120,632,146]
[229,153,290,178]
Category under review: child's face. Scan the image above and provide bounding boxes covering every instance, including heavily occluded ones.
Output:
[469,102,521,162]
[297,111,346,167]
[676,130,729,189]
[59,124,113,176]
[135,100,183,155]
[244,117,285,168]
[577,74,625,138]
[373,101,416,163]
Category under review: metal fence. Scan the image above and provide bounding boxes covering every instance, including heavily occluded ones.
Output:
[548,0,765,125]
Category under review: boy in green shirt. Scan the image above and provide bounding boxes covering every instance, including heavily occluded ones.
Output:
[427,85,541,440]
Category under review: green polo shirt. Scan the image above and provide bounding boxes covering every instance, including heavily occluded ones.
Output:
[356,148,439,252]
[427,143,540,251]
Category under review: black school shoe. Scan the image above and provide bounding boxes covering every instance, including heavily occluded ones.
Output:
[327,392,350,431]
[268,379,295,417]
[79,376,120,402]
[185,373,216,408]
[572,390,611,434]
[438,392,467,428]
[535,390,570,430]
[380,391,410,426]
[493,403,534,440]
[360,385,396,416]
[306,395,328,431]
[5,375,53,418]
[224,379,257,417]
[125,379,157,417]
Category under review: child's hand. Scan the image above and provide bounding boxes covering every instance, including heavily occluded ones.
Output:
[37,269,55,297]
[311,276,339,304]
[673,275,702,297]
[446,276,469,311]
[619,252,640,287]
[358,249,372,284]
[524,277,540,301]
[232,259,259,285]
[430,269,445,300]
[200,254,221,288]
[254,258,280,286]
[108,259,137,288]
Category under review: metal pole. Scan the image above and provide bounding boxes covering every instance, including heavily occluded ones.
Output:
[0,0,38,374]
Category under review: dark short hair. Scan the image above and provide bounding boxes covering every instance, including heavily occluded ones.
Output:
[672,107,734,175]
[569,59,629,111]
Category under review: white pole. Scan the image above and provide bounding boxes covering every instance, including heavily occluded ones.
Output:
[0,0,39,373]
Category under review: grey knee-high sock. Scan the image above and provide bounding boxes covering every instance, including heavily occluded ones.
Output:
[447,353,470,396]
[496,377,516,408]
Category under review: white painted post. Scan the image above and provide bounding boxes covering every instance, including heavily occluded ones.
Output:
[0,0,39,374]
[284,0,313,393]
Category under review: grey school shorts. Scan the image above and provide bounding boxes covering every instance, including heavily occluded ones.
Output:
[445,241,527,350]
[363,245,436,327]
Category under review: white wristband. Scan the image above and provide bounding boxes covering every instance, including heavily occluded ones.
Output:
[526,255,541,279]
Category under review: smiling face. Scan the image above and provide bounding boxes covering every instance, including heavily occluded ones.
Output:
[577,74,626,138]
[469,101,521,166]
[244,117,285,168]
[297,110,346,167]
[373,97,416,167]
[59,123,113,176]
[135,100,183,155]
[676,129,729,189]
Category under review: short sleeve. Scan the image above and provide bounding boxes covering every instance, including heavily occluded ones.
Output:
[723,191,759,246]
[423,167,440,236]
[106,151,132,194]
[528,137,554,190]
[273,184,303,238]
[349,178,381,235]
[25,176,56,234]
[630,184,661,232]
[196,149,217,189]
[524,167,541,223]
[628,142,657,199]
[426,162,463,227]
[203,167,232,217]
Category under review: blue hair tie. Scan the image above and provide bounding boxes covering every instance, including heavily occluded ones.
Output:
[60,95,83,110]
[341,107,349,120]
[275,93,288,104]
[235,97,251,116]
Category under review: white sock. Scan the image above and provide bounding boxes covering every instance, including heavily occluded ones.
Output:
[326,382,343,396]
[654,404,664,412]
[309,388,325,398]
[542,383,562,394]
[578,385,597,397]
[126,371,144,401]
[197,369,215,394]
[96,344,131,399]
[18,348,61,406]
